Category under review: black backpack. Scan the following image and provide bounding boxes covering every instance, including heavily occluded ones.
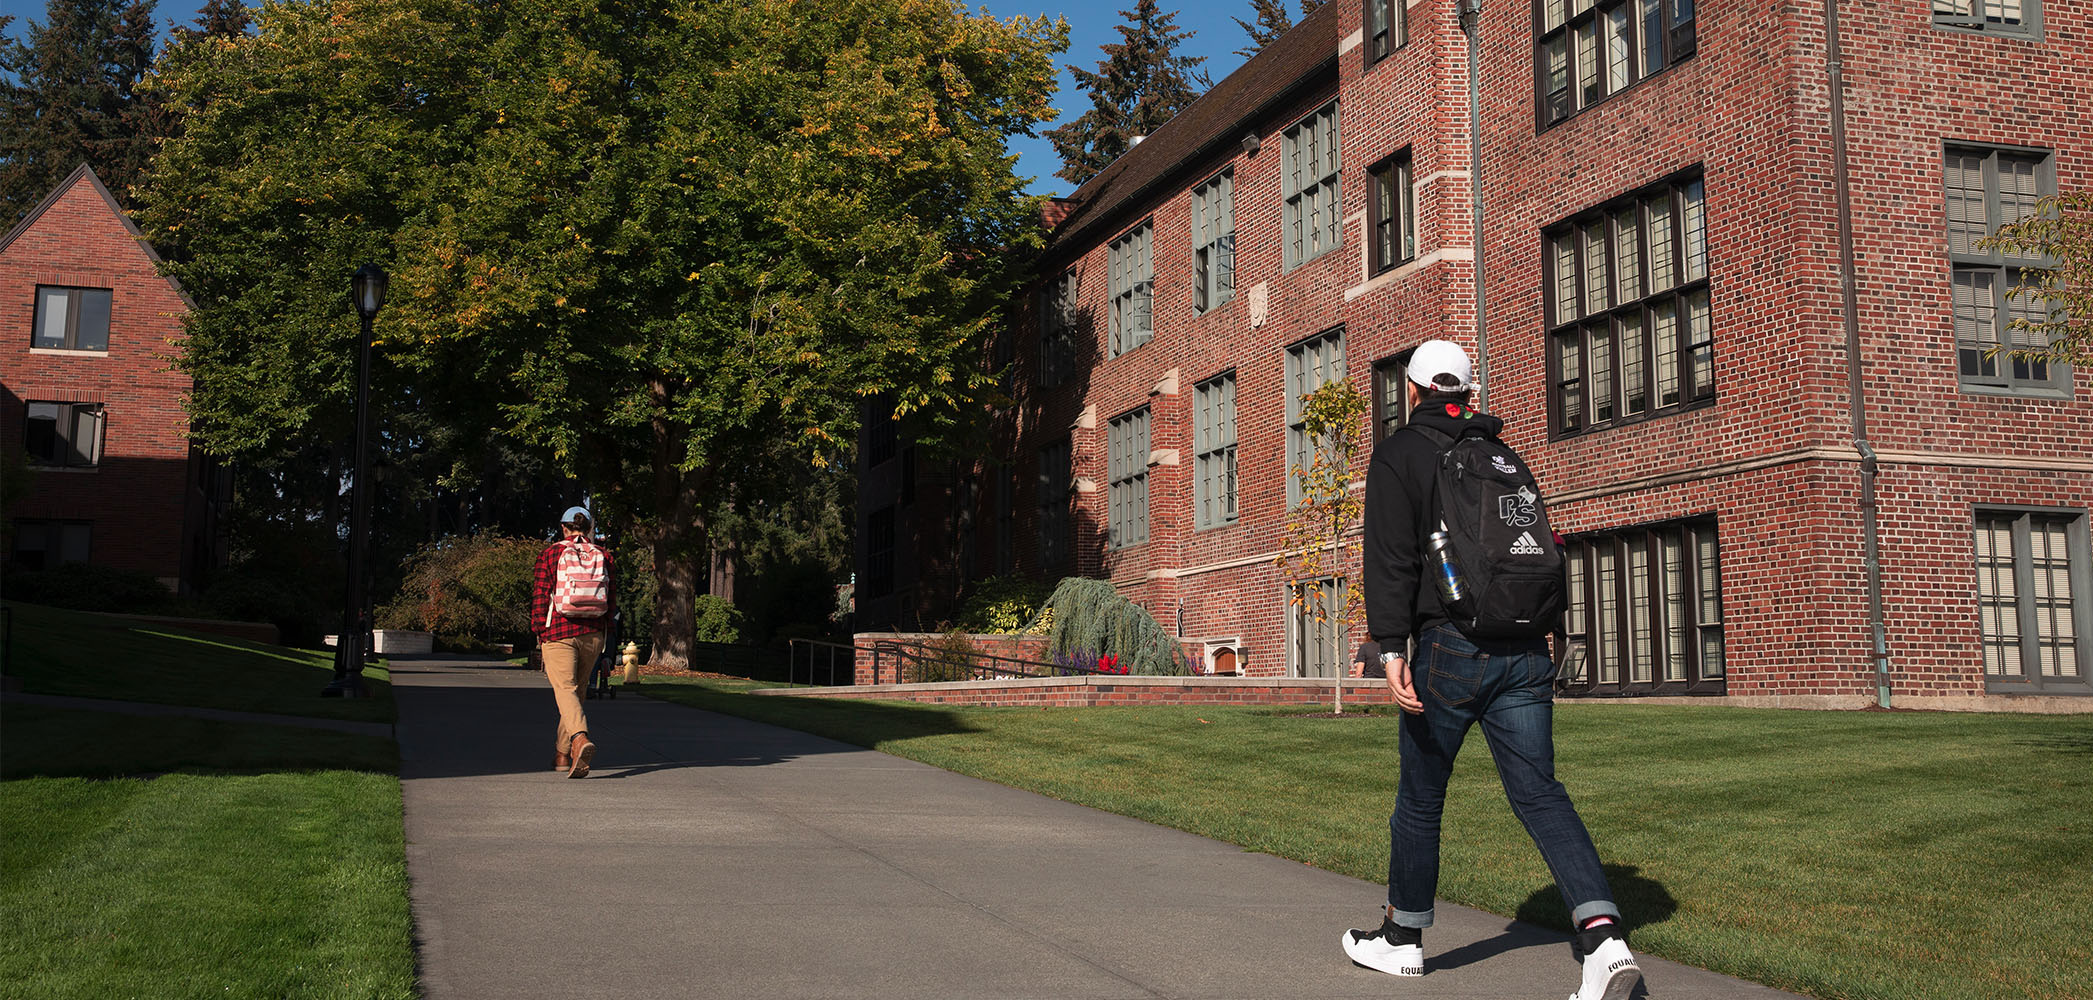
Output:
[1409,423,1566,640]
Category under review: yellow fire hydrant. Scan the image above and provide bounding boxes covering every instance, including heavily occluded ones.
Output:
[620,641,642,686]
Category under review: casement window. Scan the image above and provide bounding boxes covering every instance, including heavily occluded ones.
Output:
[1192,172,1236,314]
[1289,577,1346,678]
[1560,517,1724,695]
[862,394,898,466]
[1283,103,1341,270]
[1107,407,1151,548]
[25,401,107,468]
[1109,223,1154,357]
[1372,350,1417,442]
[1945,145,2067,395]
[1932,0,2040,37]
[10,520,91,571]
[865,505,896,599]
[1037,439,1070,568]
[32,286,113,352]
[1039,270,1079,388]
[1365,0,1406,64]
[1975,509,2091,694]
[1285,327,1346,506]
[1536,0,1695,129]
[1194,372,1238,529]
[1547,171,1712,435]
[1369,150,1416,275]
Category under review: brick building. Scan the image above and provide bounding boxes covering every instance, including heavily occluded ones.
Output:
[2,164,227,593]
[856,0,2092,709]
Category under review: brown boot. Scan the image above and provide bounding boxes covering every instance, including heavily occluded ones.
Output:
[553,751,571,772]
[567,732,595,778]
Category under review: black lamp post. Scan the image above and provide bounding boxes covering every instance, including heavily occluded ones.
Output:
[325,263,387,697]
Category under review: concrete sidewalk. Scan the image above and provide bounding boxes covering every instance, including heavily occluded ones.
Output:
[394,659,1801,1000]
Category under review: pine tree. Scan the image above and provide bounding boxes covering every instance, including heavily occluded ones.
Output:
[0,0,164,226]
[174,0,255,42]
[1045,0,1209,187]
[1234,0,1326,59]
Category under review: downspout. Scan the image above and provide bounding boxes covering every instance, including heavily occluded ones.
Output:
[1823,0,1892,707]
[1458,0,1489,410]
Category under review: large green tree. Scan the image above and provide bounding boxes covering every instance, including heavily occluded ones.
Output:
[137,0,1066,668]
[1045,0,1208,187]
[1232,0,1324,58]
[0,0,165,224]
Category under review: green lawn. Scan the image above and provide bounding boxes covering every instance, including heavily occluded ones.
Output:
[1,602,413,1000]
[2,601,393,722]
[640,679,2093,1000]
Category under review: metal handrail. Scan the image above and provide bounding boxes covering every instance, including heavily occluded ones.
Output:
[869,638,1105,686]
[785,637,857,687]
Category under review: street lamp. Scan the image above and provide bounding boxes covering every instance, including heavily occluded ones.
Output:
[325,264,387,697]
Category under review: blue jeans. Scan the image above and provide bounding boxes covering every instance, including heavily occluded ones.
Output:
[1387,625,1619,929]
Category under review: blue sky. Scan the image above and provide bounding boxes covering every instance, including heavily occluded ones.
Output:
[4,0,1268,196]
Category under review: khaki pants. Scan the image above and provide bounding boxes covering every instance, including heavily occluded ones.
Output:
[541,633,606,754]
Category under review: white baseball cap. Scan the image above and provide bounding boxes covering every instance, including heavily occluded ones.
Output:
[1407,340,1474,392]
[559,505,591,526]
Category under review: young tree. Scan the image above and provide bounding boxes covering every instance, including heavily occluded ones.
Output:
[1046,0,1209,187]
[1233,0,1325,58]
[1273,378,1367,714]
[0,0,164,224]
[137,0,1066,671]
[1982,192,2093,367]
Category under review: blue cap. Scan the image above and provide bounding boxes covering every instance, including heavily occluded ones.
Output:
[559,505,591,526]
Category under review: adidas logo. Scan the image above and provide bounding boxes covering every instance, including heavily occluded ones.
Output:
[1509,531,1545,555]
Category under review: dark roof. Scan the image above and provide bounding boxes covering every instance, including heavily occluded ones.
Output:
[0,162,194,311]
[1045,2,1341,259]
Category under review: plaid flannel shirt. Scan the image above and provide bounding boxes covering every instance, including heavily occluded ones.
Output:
[530,539,615,642]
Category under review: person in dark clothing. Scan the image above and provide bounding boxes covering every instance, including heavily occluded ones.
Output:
[1341,340,1641,1000]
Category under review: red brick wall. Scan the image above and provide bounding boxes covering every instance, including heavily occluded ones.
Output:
[1,170,197,587]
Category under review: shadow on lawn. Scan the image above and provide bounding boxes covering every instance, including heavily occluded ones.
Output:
[2015,732,2093,755]
[1515,863,1679,935]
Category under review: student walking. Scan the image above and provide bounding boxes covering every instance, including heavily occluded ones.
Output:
[530,505,615,778]
[1343,340,1641,1000]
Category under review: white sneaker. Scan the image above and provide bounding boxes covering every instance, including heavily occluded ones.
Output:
[1570,934,1641,1000]
[1341,916,1425,977]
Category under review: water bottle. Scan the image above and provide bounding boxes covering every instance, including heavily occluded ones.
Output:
[1426,528,1466,606]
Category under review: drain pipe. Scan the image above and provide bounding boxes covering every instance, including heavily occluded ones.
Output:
[1458,0,1489,410]
[1823,0,1892,708]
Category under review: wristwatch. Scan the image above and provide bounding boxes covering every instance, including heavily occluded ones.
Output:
[1380,651,1401,666]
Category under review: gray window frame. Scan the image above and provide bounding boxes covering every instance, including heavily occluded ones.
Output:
[1945,143,2068,397]
[1037,439,1071,569]
[1973,506,2092,695]
[31,286,113,352]
[1107,407,1151,549]
[1931,0,2041,38]
[865,505,896,599]
[1288,576,1346,678]
[1282,103,1341,271]
[24,401,107,468]
[1192,171,1236,315]
[1368,149,1416,275]
[9,519,91,570]
[1039,270,1079,388]
[1560,516,1725,697]
[1372,350,1416,443]
[1194,372,1238,530]
[1364,0,1407,65]
[1285,327,1346,507]
[1109,222,1154,357]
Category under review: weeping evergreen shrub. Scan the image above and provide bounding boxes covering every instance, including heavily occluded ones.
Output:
[1035,577,1192,676]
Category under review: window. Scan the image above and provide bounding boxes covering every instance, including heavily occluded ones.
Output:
[1536,0,1694,128]
[1932,0,2039,36]
[1109,223,1154,357]
[1547,171,1712,435]
[1107,407,1151,548]
[32,286,112,352]
[1289,577,1346,678]
[1285,328,1346,506]
[10,520,91,571]
[1560,517,1724,695]
[1192,172,1236,314]
[995,466,1014,576]
[1975,510,2090,694]
[1369,150,1416,275]
[1283,103,1341,270]
[1194,373,1238,530]
[1039,270,1079,388]
[1365,0,1406,64]
[1372,350,1417,442]
[863,394,897,466]
[865,506,896,599]
[25,401,106,468]
[1946,145,2066,394]
[1037,439,1070,568]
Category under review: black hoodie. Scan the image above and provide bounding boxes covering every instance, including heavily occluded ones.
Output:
[1362,399,1504,656]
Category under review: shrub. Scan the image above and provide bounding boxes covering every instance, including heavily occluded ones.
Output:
[377,534,542,649]
[1040,577,1192,676]
[2,562,178,614]
[911,630,986,683]
[953,575,1055,634]
[692,594,745,644]
[202,568,333,648]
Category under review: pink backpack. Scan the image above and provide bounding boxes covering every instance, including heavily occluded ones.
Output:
[547,538,610,626]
